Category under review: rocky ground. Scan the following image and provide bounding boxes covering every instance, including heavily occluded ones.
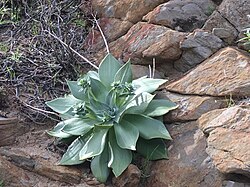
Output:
[0,0,250,186]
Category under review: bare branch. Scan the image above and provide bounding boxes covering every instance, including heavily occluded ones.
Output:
[92,14,110,54]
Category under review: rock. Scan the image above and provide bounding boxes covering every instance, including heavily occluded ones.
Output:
[143,0,216,32]
[202,10,238,44]
[157,91,226,122]
[0,147,83,184]
[198,106,250,178]
[97,22,186,64]
[0,117,27,146]
[217,0,250,32]
[174,29,223,72]
[146,122,223,187]
[167,47,250,97]
[131,65,163,79]
[0,155,73,187]
[224,181,250,187]
[92,0,166,23]
[112,164,141,187]
[83,18,133,51]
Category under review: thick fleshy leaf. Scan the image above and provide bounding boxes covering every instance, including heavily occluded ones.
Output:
[124,92,155,115]
[114,60,132,84]
[90,77,108,101]
[59,136,88,165]
[98,54,122,88]
[115,120,139,150]
[108,129,132,177]
[91,143,110,183]
[62,118,95,136]
[132,77,167,94]
[47,121,72,138]
[46,95,81,114]
[79,127,109,160]
[136,138,168,160]
[87,71,99,80]
[67,81,87,100]
[144,99,178,117]
[123,114,172,140]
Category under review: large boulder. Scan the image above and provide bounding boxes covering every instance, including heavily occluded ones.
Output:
[146,122,223,187]
[143,0,216,32]
[174,29,223,72]
[96,22,186,64]
[92,0,166,23]
[198,106,250,178]
[167,47,250,97]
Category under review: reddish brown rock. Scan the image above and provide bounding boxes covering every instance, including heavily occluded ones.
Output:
[112,164,141,187]
[83,18,133,51]
[146,122,223,187]
[198,106,250,178]
[0,155,75,187]
[96,22,186,64]
[157,91,226,122]
[143,0,216,32]
[167,47,250,97]
[92,0,166,23]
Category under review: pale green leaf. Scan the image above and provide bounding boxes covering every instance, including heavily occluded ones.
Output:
[91,143,110,183]
[62,118,95,136]
[144,99,178,117]
[114,60,132,84]
[90,77,108,101]
[124,114,172,140]
[59,136,87,165]
[136,138,168,160]
[67,81,87,100]
[87,71,99,80]
[79,127,109,160]
[108,129,132,177]
[47,121,72,138]
[46,95,81,114]
[124,92,155,114]
[132,78,167,94]
[98,53,122,88]
[115,120,139,150]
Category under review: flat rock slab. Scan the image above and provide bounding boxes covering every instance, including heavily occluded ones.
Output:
[146,122,223,187]
[166,47,250,97]
[0,130,106,186]
[0,155,77,187]
[157,91,226,122]
[198,106,250,178]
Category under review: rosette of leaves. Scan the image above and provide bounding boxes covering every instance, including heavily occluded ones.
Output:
[46,54,177,182]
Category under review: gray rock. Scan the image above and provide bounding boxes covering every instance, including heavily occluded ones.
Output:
[174,30,223,72]
[143,0,216,32]
[146,122,223,187]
